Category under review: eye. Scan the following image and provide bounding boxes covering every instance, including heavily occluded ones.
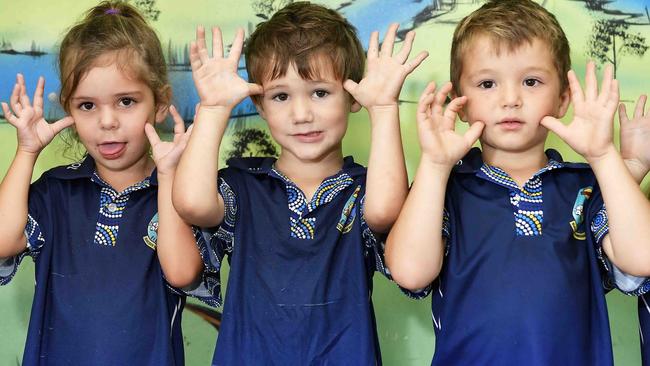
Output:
[78,102,95,111]
[524,78,541,87]
[272,93,288,102]
[313,89,329,98]
[478,80,495,89]
[118,97,136,107]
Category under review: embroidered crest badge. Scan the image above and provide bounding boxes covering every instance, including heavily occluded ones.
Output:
[336,185,361,234]
[143,213,158,250]
[570,187,592,240]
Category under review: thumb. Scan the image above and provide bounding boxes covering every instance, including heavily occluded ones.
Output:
[540,116,569,141]
[463,121,484,147]
[248,83,264,96]
[343,79,358,96]
[50,116,75,135]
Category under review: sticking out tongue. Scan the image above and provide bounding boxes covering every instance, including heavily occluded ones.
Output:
[98,142,126,157]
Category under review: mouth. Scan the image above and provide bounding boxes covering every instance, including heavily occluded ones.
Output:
[292,131,324,142]
[497,119,524,130]
[98,142,126,159]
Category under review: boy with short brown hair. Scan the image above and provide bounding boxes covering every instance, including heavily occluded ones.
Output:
[171,2,427,364]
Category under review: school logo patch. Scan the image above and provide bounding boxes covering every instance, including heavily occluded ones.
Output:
[336,185,361,234]
[569,187,592,240]
[143,213,158,250]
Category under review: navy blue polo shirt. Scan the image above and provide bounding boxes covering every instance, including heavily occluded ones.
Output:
[197,156,398,365]
[0,156,202,366]
[428,147,647,366]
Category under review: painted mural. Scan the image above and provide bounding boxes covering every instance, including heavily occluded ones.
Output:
[0,1,649,365]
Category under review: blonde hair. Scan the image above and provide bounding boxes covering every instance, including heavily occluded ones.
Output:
[450,0,570,95]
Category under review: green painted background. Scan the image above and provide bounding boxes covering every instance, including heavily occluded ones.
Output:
[1,0,649,364]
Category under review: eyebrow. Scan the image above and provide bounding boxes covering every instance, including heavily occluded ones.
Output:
[70,91,145,100]
[264,79,337,91]
[466,66,555,81]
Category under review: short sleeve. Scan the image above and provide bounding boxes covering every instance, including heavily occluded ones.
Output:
[184,177,238,307]
[589,202,650,296]
[0,178,49,286]
[360,194,431,299]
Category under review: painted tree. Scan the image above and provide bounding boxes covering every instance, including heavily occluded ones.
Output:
[583,0,613,11]
[226,128,278,159]
[252,0,293,20]
[130,0,160,21]
[587,19,648,77]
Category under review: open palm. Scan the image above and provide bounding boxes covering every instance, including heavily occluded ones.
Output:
[541,63,619,162]
[417,82,484,168]
[1,74,73,154]
[344,23,428,111]
[190,26,262,109]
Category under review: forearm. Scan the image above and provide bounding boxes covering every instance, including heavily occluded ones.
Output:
[0,150,37,257]
[591,149,650,276]
[157,173,204,288]
[364,106,408,232]
[173,106,230,226]
[385,159,450,290]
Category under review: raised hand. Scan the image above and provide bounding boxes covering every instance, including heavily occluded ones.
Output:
[343,23,428,112]
[145,105,193,176]
[190,26,263,109]
[540,62,619,162]
[1,74,73,154]
[619,95,650,182]
[417,81,484,168]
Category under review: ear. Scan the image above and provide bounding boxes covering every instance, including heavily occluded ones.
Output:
[350,100,362,113]
[155,104,169,123]
[557,87,571,118]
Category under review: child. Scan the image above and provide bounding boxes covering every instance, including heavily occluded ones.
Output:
[385,1,650,364]
[619,94,650,365]
[171,2,427,364]
[0,2,205,365]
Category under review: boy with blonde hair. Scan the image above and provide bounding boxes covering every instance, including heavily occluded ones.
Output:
[386,1,650,364]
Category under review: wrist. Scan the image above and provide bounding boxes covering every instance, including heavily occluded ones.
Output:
[15,148,40,161]
[419,153,456,173]
[587,146,622,171]
[367,104,399,117]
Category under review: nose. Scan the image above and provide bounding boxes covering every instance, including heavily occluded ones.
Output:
[500,83,522,109]
[291,96,313,124]
[99,107,119,130]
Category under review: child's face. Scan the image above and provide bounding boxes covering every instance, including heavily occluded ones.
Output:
[70,55,166,176]
[257,62,354,164]
[458,36,570,154]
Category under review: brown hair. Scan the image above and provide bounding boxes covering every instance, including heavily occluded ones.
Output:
[245,1,365,101]
[58,1,170,113]
[450,0,570,95]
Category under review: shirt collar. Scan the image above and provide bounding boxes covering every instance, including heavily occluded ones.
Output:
[227,156,366,179]
[47,155,157,187]
[454,147,589,175]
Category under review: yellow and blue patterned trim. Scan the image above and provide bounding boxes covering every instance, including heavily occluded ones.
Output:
[271,167,354,240]
[478,160,562,236]
[91,172,150,247]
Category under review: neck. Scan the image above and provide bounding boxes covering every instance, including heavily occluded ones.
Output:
[481,144,548,188]
[95,156,155,192]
